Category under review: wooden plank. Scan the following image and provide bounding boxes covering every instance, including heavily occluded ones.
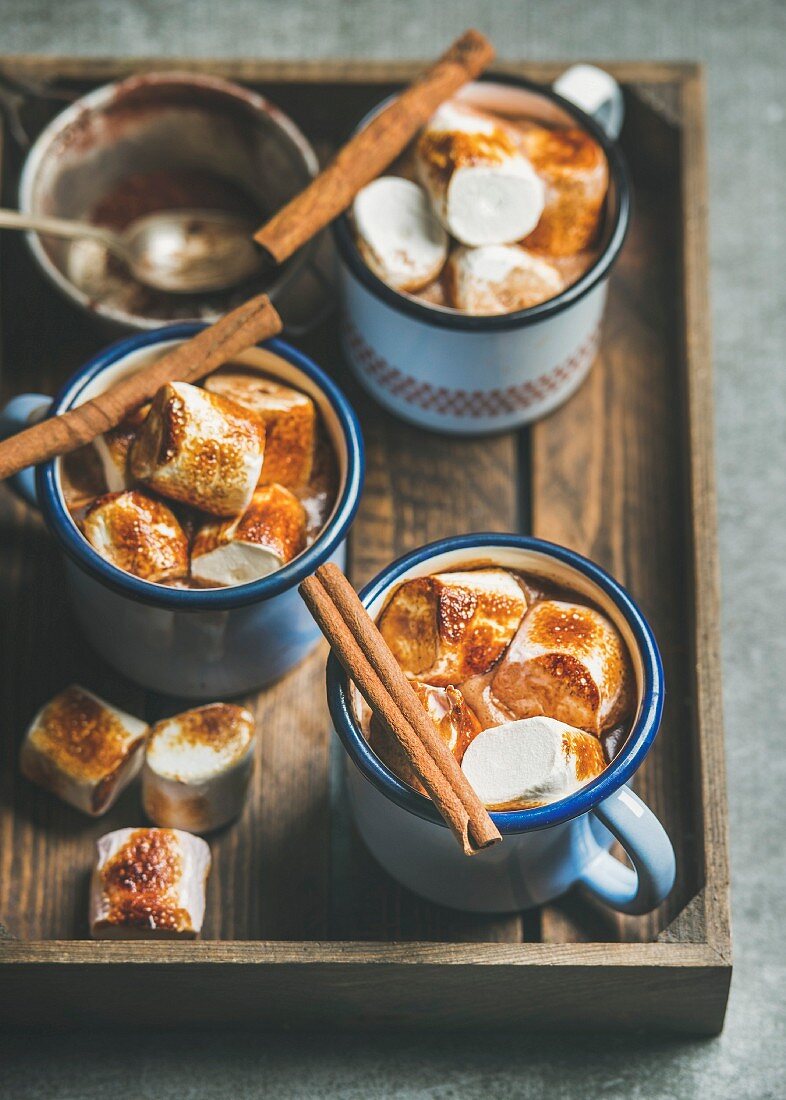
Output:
[532,85,702,944]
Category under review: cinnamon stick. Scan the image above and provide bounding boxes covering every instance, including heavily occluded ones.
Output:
[0,294,282,481]
[255,29,495,264]
[300,564,501,855]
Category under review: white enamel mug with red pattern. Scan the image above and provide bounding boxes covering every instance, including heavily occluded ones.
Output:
[334,66,629,435]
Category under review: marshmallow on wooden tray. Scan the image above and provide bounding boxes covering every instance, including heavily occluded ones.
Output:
[130,381,265,516]
[92,403,150,493]
[191,483,307,587]
[368,680,481,793]
[415,101,545,247]
[491,600,633,735]
[352,176,449,292]
[82,489,189,583]
[142,703,256,833]
[461,716,606,808]
[518,125,609,256]
[378,568,527,687]
[445,244,564,315]
[203,371,315,491]
[19,685,148,816]
[90,827,210,939]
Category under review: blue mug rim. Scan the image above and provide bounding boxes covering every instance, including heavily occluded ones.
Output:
[333,70,631,333]
[327,533,664,834]
[36,322,365,611]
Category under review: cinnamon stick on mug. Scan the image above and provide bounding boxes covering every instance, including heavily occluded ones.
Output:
[300,563,501,856]
[0,295,282,481]
[255,29,495,264]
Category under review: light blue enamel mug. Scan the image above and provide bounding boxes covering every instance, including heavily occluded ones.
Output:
[0,324,364,699]
[328,534,676,915]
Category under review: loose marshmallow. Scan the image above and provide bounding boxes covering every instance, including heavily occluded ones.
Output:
[415,100,545,246]
[378,568,527,687]
[492,600,633,735]
[19,685,148,816]
[518,126,609,256]
[142,703,256,833]
[130,382,265,516]
[90,827,211,939]
[445,245,564,315]
[352,176,449,292]
[461,716,606,808]
[92,403,150,493]
[191,483,306,587]
[203,371,315,491]
[368,680,481,793]
[82,489,189,583]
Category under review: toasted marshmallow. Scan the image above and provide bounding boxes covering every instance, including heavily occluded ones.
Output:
[92,403,151,493]
[352,176,449,292]
[368,680,481,793]
[203,371,315,491]
[461,716,606,808]
[378,568,527,687]
[518,126,609,255]
[459,672,517,729]
[415,100,545,246]
[492,600,633,735]
[191,483,306,587]
[142,703,255,833]
[90,827,210,939]
[130,382,265,516]
[445,244,564,315]
[82,489,189,583]
[19,685,148,816]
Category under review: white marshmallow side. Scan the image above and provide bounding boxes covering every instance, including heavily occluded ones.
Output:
[461,716,606,808]
[90,827,211,939]
[191,539,281,587]
[446,245,564,315]
[353,177,449,292]
[445,161,545,247]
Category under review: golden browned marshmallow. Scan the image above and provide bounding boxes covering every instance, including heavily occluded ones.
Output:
[461,716,606,809]
[352,176,449,292]
[491,600,633,735]
[191,483,307,587]
[82,489,189,583]
[142,703,256,834]
[203,371,315,491]
[19,685,148,816]
[90,827,211,939]
[518,126,609,256]
[368,680,482,793]
[415,101,545,246]
[130,382,265,516]
[445,244,564,315]
[92,403,151,493]
[378,568,527,687]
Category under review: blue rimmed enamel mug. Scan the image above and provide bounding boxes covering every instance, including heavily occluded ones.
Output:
[0,323,364,698]
[327,534,675,915]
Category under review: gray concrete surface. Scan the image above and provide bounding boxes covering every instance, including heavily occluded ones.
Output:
[0,0,784,1096]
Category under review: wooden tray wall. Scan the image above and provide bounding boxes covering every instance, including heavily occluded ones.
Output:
[0,59,731,1032]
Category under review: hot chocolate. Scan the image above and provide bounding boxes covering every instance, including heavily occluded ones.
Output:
[350,97,608,317]
[62,356,338,589]
[361,565,635,810]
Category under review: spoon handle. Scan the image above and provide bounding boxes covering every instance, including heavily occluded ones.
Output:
[0,208,122,252]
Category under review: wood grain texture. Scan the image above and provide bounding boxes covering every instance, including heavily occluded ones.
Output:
[0,58,729,1032]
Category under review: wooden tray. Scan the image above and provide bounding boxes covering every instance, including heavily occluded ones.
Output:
[0,58,730,1033]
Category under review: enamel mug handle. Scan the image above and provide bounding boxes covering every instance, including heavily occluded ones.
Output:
[579,785,676,915]
[553,64,625,140]
[0,393,52,508]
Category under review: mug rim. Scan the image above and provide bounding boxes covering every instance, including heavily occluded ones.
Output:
[327,533,664,835]
[36,322,365,611]
[333,71,631,333]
